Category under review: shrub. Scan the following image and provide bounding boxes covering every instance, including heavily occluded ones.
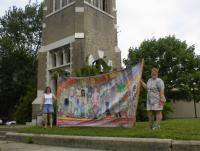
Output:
[14,86,36,124]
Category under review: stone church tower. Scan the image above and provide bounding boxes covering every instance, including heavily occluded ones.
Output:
[32,0,121,120]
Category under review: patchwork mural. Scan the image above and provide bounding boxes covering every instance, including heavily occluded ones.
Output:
[57,63,143,127]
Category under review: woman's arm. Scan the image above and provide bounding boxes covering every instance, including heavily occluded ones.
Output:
[53,94,57,102]
[141,80,147,89]
[160,90,165,102]
[158,80,166,104]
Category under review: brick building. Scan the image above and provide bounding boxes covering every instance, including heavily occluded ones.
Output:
[32,0,121,120]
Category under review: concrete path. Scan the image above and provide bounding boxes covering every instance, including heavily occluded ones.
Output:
[0,140,109,151]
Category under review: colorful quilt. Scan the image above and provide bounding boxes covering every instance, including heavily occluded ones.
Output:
[57,63,143,127]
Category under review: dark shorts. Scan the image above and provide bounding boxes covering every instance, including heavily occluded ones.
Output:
[43,104,54,113]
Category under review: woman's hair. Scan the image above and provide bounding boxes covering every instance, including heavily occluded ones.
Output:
[151,67,159,73]
[81,89,85,97]
[44,86,51,93]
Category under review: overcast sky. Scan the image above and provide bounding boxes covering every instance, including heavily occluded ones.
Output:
[1,0,200,61]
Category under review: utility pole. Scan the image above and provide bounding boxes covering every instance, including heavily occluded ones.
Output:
[192,82,197,118]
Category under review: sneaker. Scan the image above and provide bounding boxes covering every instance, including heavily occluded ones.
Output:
[152,124,160,130]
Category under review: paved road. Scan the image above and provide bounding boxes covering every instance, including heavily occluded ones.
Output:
[0,141,109,151]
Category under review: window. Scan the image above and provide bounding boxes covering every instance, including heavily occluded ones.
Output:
[48,0,75,14]
[67,51,70,63]
[85,0,91,3]
[52,53,57,67]
[55,0,61,11]
[49,0,54,13]
[62,45,71,64]
[50,45,70,67]
[94,0,98,7]
[99,0,103,9]
[96,0,103,8]
[90,0,94,5]
[62,0,68,6]
[102,0,106,12]
[62,0,73,7]
[59,52,64,65]
[64,45,71,63]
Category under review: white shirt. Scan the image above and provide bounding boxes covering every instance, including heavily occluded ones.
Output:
[147,78,165,105]
[44,93,54,104]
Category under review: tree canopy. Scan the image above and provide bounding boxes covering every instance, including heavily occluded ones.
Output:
[0,3,43,119]
[124,35,200,102]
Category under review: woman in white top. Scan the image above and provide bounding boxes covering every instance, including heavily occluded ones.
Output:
[40,86,56,128]
[141,68,166,130]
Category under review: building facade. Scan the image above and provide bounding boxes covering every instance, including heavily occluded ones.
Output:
[32,0,121,119]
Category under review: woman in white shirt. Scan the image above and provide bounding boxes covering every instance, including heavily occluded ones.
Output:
[40,86,56,128]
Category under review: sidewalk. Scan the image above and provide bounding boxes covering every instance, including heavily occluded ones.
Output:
[0,140,107,151]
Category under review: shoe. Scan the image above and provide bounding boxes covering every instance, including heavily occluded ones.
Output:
[152,124,160,130]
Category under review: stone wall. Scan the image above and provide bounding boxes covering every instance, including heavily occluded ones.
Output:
[42,4,75,46]
[84,3,121,69]
[37,52,47,90]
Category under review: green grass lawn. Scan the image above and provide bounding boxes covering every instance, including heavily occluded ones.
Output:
[18,118,200,140]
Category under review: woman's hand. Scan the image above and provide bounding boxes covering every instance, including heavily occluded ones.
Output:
[140,80,147,89]
[53,94,57,102]
[159,100,165,107]
[40,104,43,111]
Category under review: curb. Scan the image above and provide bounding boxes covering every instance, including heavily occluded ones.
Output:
[5,132,200,151]
[6,132,171,151]
[172,140,200,151]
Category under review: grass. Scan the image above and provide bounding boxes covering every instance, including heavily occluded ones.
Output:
[18,118,200,141]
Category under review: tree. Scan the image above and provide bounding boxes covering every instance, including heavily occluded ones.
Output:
[124,35,200,101]
[0,3,43,119]
[124,35,200,120]
[75,59,112,77]
[14,79,37,124]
